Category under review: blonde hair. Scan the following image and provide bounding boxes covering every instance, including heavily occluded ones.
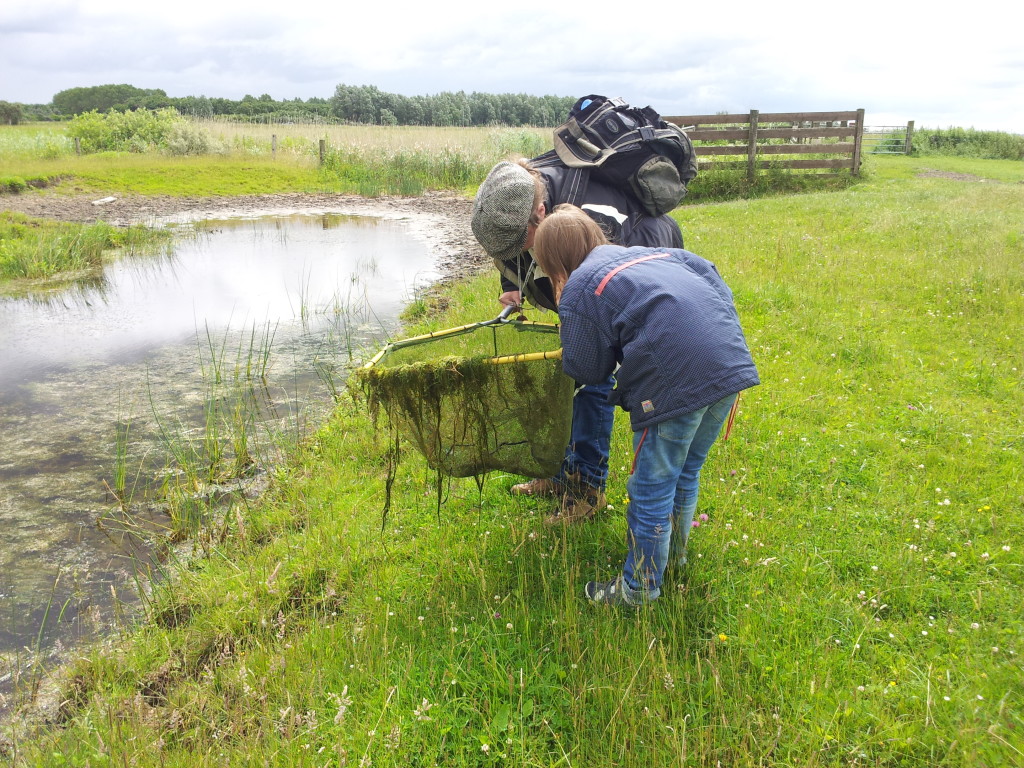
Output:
[533,204,608,301]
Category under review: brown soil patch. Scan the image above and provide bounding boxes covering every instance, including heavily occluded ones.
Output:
[915,169,990,182]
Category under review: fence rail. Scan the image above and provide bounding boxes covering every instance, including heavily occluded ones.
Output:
[664,109,868,178]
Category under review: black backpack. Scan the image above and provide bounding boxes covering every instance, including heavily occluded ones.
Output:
[538,95,697,217]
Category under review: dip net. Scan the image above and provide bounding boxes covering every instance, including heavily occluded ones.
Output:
[356,314,572,479]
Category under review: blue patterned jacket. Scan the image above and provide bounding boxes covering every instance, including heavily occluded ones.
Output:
[557,244,760,430]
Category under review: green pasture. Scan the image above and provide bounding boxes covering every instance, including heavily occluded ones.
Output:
[1,147,1023,767]
[0,121,547,199]
[7,120,989,203]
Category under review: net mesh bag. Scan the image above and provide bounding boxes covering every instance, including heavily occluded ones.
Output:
[356,319,573,479]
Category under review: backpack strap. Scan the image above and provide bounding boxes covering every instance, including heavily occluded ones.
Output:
[529,150,590,209]
[560,166,590,208]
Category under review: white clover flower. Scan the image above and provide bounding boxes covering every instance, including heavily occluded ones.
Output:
[413,698,434,721]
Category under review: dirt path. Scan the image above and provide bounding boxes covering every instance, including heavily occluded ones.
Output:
[1,190,489,284]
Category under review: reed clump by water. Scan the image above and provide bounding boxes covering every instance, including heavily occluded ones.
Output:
[0,212,171,283]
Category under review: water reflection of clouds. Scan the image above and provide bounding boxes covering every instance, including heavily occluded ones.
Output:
[0,213,439,668]
[0,214,438,384]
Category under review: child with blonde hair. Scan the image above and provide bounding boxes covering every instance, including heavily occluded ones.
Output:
[534,205,760,604]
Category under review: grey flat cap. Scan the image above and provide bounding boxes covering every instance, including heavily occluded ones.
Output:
[471,161,536,263]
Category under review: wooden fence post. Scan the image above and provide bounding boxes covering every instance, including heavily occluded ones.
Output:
[746,110,759,183]
[74,137,82,155]
[904,120,915,155]
[272,134,277,160]
[852,108,865,176]
[319,139,326,166]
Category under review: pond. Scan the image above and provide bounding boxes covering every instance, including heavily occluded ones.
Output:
[0,213,438,705]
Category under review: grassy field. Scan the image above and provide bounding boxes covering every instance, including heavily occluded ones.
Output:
[1,152,1023,766]
[0,121,848,201]
[0,122,549,198]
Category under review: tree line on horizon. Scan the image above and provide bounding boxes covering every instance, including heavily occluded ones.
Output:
[4,83,578,127]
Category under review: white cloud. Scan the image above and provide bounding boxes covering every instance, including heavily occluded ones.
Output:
[1,0,1021,132]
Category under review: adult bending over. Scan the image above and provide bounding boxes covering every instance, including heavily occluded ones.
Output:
[471,159,683,523]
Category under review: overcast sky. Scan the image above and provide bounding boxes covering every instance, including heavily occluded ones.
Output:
[2,0,1022,133]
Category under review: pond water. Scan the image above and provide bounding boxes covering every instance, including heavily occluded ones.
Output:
[0,213,437,704]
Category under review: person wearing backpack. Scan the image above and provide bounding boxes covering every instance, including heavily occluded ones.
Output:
[531,204,759,604]
[471,158,683,524]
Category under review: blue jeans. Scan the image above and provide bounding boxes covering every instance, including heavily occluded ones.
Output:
[556,375,615,489]
[620,393,737,602]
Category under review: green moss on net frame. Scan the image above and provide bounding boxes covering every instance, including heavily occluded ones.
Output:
[355,318,574,518]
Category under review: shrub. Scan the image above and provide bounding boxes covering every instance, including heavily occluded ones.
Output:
[912,127,1024,160]
[0,100,23,125]
[164,121,220,156]
[66,111,113,153]
[66,107,184,153]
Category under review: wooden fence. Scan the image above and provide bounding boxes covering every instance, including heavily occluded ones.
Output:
[663,109,865,179]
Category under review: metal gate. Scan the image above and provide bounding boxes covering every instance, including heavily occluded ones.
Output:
[862,122,915,155]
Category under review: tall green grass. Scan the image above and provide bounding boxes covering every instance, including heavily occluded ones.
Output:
[5,156,1021,766]
[0,211,171,282]
[0,123,73,161]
